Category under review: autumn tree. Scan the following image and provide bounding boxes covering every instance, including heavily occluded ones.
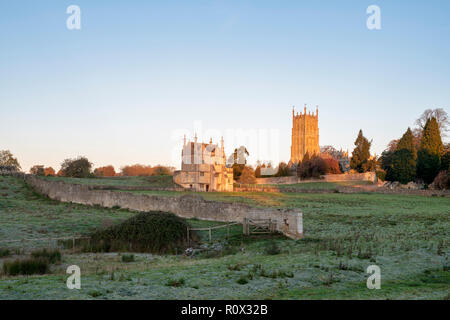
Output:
[60,156,93,178]
[350,130,372,173]
[30,165,45,176]
[416,117,444,183]
[120,164,153,176]
[44,167,56,176]
[297,156,328,179]
[275,162,291,177]
[255,162,263,178]
[151,165,174,176]
[238,166,256,184]
[94,165,116,177]
[0,150,21,170]
[323,158,341,174]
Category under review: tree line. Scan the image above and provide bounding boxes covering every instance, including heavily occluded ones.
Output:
[0,153,175,178]
[380,108,449,189]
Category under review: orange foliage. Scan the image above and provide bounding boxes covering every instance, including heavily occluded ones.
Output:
[120,164,153,176]
[120,164,174,176]
[323,158,342,174]
[44,167,56,176]
[94,165,116,177]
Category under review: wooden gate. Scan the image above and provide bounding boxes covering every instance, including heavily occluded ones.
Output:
[243,218,276,235]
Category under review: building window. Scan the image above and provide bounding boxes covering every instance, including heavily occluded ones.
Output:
[200,172,204,176]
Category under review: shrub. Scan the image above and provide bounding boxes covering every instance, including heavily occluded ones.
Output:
[31,248,61,264]
[376,170,386,182]
[227,263,243,271]
[297,156,328,178]
[432,170,450,190]
[275,162,291,177]
[0,248,11,258]
[3,258,49,276]
[88,290,103,297]
[166,278,185,287]
[238,166,256,184]
[264,241,281,255]
[121,254,135,263]
[236,276,249,285]
[85,211,196,254]
[323,158,341,174]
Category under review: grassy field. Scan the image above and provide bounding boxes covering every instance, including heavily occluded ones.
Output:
[41,175,175,188]
[0,175,449,300]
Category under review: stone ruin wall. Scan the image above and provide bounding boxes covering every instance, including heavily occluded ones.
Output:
[255,172,377,185]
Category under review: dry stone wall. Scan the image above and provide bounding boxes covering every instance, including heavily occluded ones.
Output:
[255,172,376,185]
[23,175,303,239]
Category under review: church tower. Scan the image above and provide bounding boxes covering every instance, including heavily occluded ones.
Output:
[290,105,320,164]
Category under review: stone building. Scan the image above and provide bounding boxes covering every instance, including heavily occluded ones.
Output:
[290,105,320,164]
[173,135,234,192]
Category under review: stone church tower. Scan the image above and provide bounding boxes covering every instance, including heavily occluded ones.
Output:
[290,105,320,164]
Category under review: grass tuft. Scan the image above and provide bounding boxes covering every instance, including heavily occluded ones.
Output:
[3,258,49,276]
[121,254,135,263]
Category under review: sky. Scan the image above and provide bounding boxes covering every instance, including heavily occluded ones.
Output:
[1,0,449,172]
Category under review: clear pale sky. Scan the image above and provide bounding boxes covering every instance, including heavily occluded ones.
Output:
[1,1,449,172]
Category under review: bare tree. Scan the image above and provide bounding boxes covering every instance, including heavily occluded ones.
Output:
[415,108,449,138]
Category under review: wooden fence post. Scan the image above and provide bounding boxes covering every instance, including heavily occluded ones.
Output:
[187,227,190,246]
[209,228,212,243]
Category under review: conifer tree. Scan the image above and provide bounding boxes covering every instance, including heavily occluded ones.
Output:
[350,130,372,173]
[386,128,417,183]
[416,117,443,183]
